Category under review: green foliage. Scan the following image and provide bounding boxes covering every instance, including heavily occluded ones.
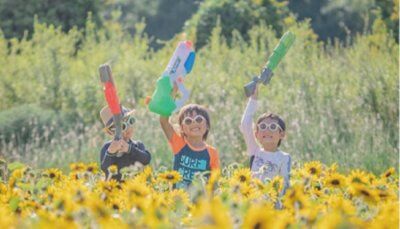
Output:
[0,104,56,145]
[288,0,399,42]
[0,0,102,39]
[185,0,292,48]
[0,17,397,174]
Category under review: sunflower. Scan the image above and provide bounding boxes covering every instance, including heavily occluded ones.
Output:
[85,162,99,174]
[283,185,310,210]
[347,169,369,185]
[43,168,63,181]
[69,162,85,172]
[303,161,323,177]
[232,168,252,184]
[349,183,378,204]
[157,170,182,184]
[107,165,118,175]
[381,167,396,179]
[324,173,346,189]
[242,204,275,229]
[206,170,221,195]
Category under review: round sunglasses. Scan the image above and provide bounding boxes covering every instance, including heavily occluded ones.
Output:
[257,122,282,132]
[182,115,205,126]
[106,116,136,132]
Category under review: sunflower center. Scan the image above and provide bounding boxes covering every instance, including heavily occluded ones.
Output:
[166,174,175,180]
[239,175,247,182]
[309,168,317,174]
[254,222,262,229]
[331,179,340,185]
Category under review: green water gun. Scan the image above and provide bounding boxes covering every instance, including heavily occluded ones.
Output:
[146,41,196,116]
[244,31,296,97]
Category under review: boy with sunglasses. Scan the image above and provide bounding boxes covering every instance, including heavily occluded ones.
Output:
[100,106,151,181]
[159,104,220,189]
[240,85,291,196]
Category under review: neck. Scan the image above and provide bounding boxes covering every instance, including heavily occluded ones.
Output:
[261,143,278,152]
[185,135,205,147]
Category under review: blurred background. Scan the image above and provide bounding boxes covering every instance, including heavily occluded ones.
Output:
[0,0,398,173]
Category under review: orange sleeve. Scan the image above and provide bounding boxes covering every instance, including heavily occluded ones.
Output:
[168,132,186,155]
[208,147,220,170]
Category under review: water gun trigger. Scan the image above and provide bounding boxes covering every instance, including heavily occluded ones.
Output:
[174,82,190,111]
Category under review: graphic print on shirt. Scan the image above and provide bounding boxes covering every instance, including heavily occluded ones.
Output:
[169,132,219,189]
[252,156,280,179]
[173,145,211,189]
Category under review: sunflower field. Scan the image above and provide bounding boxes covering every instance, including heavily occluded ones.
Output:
[0,159,397,228]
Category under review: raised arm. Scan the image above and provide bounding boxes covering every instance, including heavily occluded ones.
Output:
[160,116,176,141]
[240,96,260,156]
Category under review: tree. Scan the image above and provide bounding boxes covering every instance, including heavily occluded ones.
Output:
[185,0,292,48]
[0,0,102,39]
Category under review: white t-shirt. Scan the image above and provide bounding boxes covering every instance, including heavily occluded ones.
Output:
[240,98,291,194]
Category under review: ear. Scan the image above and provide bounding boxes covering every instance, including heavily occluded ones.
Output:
[279,131,286,139]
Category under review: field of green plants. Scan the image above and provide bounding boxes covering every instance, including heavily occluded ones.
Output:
[0,17,398,174]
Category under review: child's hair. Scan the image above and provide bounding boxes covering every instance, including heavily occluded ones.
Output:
[256,113,286,147]
[178,104,210,140]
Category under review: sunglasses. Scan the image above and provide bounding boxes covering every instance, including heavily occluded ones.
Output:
[106,116,136,132]
[257,122,282,132]
[182,115,205,126]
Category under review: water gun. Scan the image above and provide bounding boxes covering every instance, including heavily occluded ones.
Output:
[244,31,296,97]
[99,64,122,140]
[147,41,196,116]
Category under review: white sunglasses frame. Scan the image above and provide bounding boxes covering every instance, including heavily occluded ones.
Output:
[257,121,282,132]
[182,115,206,126]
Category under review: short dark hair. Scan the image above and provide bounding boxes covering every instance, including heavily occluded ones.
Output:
[178,104,211,140]
[256,113,286,147]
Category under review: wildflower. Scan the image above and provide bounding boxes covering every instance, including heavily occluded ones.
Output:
[347,170,368,185]
[324,173,346,189]
[157,171,182,184]
[303,161,323,177]
[381,167,396,179]
[107,165,118,175]
[232,168,252,184]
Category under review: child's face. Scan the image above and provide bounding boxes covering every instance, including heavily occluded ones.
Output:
[107,115,136,140]
[122,126,134,140]
[181,111,208,139]
[255,117,285,148]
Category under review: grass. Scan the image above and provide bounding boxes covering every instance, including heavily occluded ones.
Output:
[0,18,398,174]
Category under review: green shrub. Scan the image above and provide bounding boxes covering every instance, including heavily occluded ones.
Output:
[185,0,292,49]
[0,104,57,145]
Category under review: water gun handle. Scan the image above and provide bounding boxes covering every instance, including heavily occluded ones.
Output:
[99,64,123,140]
[148,76,176,117]
[174,79,190,112]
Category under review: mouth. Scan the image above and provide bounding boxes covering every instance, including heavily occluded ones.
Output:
[190,127,201,132]
[262,135,273,140]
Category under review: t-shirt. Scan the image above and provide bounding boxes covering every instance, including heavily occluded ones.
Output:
[168,132,219,189]
[240,98,291,195]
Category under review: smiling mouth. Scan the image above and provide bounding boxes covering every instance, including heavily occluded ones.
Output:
[191,127,201,132]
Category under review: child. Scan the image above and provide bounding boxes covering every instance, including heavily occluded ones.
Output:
[100,106,151,181]
[240,86,291,195]
[159,104,220,189]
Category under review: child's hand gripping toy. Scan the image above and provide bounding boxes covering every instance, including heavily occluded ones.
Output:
[147,41,196,116]
[99,64,123,140]
[244,31,296,97]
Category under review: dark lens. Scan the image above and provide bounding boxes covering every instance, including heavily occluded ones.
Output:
[128,116,136,125]
[184,118,192,125]
[259,123,267,130]
[269,123,277,131]
[122,123,127,131]
[195,116,204,124]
